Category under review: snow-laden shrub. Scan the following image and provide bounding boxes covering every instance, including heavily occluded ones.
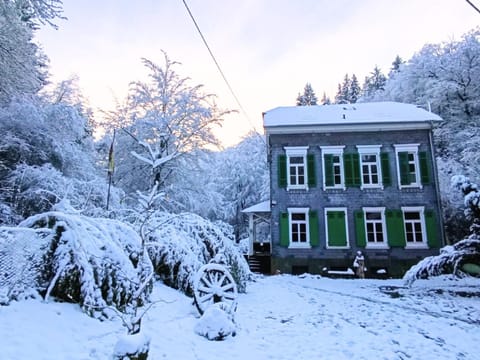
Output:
[0,227,49,304]
[143,212,250,295]
[12,210,153,317]
[404,237,480,286]
[194,304,236,341]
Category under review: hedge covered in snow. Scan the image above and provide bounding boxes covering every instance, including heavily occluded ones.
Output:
[143,212,251,295]
[1,210,153,317]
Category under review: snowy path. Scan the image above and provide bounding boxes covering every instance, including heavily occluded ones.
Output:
[1,275,479,359]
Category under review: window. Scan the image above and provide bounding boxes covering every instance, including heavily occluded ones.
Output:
[363,207,388,248]
[321,146,345,190]
[402,207,427,248]
[357,145,382,189]
[325,208,349,248]
[290,210,308,246]
[278,147,316,190]
[394,144,430,189]
[279,208,319,248]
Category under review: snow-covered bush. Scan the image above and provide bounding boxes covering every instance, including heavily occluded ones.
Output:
[143,212,250,295]
[194,304,236,341]
[404,238,480,286]
[2,210,153,316]
[0,226,49,304]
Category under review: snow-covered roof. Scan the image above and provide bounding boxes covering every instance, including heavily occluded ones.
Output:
[242,200,271,213]
[263,102,442,129]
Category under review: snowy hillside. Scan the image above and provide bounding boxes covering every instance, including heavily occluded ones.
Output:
[1,275,478,359]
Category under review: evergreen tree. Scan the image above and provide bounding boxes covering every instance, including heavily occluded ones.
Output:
[362,66,387,99]
[320,92,331,105]
[349,74,361,103]
[389,55,404,78]
[296,83,318,106]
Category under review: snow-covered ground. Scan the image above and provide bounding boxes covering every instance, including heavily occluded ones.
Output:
[1,275,479,359]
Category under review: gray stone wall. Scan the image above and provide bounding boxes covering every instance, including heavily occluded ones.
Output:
[268,129,443,276]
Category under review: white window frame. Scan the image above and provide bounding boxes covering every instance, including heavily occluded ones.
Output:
[362,207,388,249]
[401,206,428,249]
[320,145,345,190]
[284,146,309,191]
[287,207,311,249]
[394,144,421,189]
[324,207,350,249]
[357,145,383,190]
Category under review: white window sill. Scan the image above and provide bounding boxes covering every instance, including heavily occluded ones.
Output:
[365,244,389,250]
[326,245,350,249]
[398,184,423,190]
[288,244,311,249]
[324,186,346,191]
[287,185,309,191]
[361,185,384,190]
[405,244,429,250]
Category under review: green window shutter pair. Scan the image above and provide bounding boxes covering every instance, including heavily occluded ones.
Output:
[398,151,431,186]
[326,211,347,247]
[386,210,406,247]
[277,154,316,188]
[344,153,361,187]
[380,152,391,187]
[354,210,366,247]
[279,211,320,247]
[425,210,440,247]
[324,154,334,187]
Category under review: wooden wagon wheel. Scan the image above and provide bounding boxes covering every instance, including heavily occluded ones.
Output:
[193,263,238,315]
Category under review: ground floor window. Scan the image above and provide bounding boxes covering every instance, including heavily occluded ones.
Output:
[325,208,349,248]
[402,207,427,248]
[363,207,387,248]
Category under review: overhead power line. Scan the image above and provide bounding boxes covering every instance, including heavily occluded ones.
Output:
[466,0,480,14]
[181,0,263,142]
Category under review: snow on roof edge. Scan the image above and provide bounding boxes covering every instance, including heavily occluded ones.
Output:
[242,200,271,213]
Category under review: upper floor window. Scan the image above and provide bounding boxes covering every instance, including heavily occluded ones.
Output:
[357,145,383,189]
[394,144,430,189]
[278,147,315,190]
[321,146,345,190]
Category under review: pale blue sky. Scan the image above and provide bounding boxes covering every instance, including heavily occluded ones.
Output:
[37,0,479,146]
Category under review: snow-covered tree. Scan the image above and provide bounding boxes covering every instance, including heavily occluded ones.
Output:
[296,83,318,106]
[320,92,331,105]
[362,65,387,100]
[213,132,269,239]
[0,98,113,221]
[110,52,230,208]
[349,74,361,103]
[388,55,404,78]
[334,74,350,104]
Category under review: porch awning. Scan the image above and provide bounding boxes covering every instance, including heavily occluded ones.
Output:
[242,200,271,213]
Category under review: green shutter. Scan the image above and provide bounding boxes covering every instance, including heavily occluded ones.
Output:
[380,152,391,187]
[386,210,406,247]
[279,212,289,247]
[326,210,347,247]
[307,154,316,187]
[344,153,360,187]
[278,155,287,188]
[398,152,410,185]
[354,210,366,247]
[425,210,440,247]
[324,154,334,187]
[419,151,430,185]
[352,153,361,186]
[309,210,319,246]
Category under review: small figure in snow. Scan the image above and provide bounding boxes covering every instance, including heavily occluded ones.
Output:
[353,251,365,279]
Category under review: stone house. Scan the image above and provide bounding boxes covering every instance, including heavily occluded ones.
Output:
[245,101,444,277]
